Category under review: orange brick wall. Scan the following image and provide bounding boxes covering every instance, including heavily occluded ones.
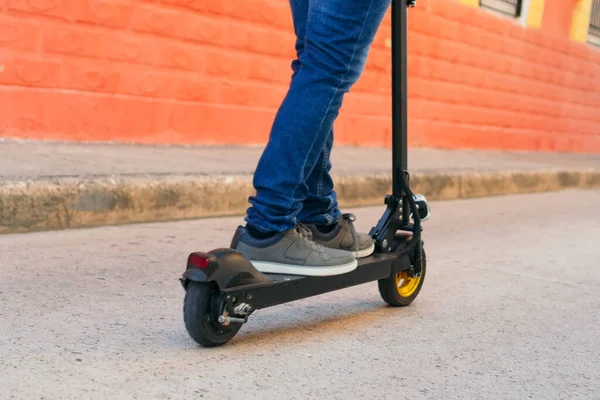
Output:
[1,0,600,152]
[542,0,577,38]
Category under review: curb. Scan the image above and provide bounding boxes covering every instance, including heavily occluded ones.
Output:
[2,169,599,234]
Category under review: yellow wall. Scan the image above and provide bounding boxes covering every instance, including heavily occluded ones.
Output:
[458,0,479,7]
[571,0,594,43]
[527,0,546,28]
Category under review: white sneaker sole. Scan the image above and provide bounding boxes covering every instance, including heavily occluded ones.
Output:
[250,259,358,277]
[356,243,375,258]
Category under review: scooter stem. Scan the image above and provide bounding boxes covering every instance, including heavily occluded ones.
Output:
[391,0,413,220]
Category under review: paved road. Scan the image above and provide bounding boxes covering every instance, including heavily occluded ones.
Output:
[1,190,599,399]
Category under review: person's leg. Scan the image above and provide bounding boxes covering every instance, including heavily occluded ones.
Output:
[297,133,338,225]
[289,0,308,81]
[298,128,375,258]
[284,0,382,258]
[292,0,338,228]
[233,0,389,275]
[246,0,391,234]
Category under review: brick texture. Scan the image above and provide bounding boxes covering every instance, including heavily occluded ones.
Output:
[1,0,600,152]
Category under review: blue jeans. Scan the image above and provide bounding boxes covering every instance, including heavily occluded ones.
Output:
[246,0,391,233]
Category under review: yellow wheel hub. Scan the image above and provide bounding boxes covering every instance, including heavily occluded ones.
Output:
[395,271,420,297]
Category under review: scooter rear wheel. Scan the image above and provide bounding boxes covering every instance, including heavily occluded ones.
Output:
[378,249,426,307]
[183,282,242,347]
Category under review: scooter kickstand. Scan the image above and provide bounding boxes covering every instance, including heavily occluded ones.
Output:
[218,315,247,326]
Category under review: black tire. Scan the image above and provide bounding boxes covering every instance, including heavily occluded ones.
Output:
[378,249,426,307]
[183,282,241,347]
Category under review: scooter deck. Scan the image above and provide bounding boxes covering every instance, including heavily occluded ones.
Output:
[222,252,412,310]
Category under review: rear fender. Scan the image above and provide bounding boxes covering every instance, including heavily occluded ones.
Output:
[181,248,271,290]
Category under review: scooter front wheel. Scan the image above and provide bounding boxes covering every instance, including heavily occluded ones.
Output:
[378,249,426,307]
[183,282,242,347]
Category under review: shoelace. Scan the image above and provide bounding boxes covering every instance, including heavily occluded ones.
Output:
[295,222,325,251]
[341,213,359,256]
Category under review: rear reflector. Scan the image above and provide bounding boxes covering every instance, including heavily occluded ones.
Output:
[188,253,210,269]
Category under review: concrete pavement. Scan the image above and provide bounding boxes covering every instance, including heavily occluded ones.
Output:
[2,139,600,234]
[4,139,600,180]
[1,190,599,399]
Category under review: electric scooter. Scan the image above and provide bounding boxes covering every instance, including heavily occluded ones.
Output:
[180,0,430,348]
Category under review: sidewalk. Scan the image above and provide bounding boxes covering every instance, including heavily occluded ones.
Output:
[2,139,600,234]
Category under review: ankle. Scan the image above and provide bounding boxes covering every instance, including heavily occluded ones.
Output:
[316,223,337,234]
[246,225,277,239]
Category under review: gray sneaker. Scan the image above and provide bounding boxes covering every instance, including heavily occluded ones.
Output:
[230,224,357,277]
[303,214,375,258]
